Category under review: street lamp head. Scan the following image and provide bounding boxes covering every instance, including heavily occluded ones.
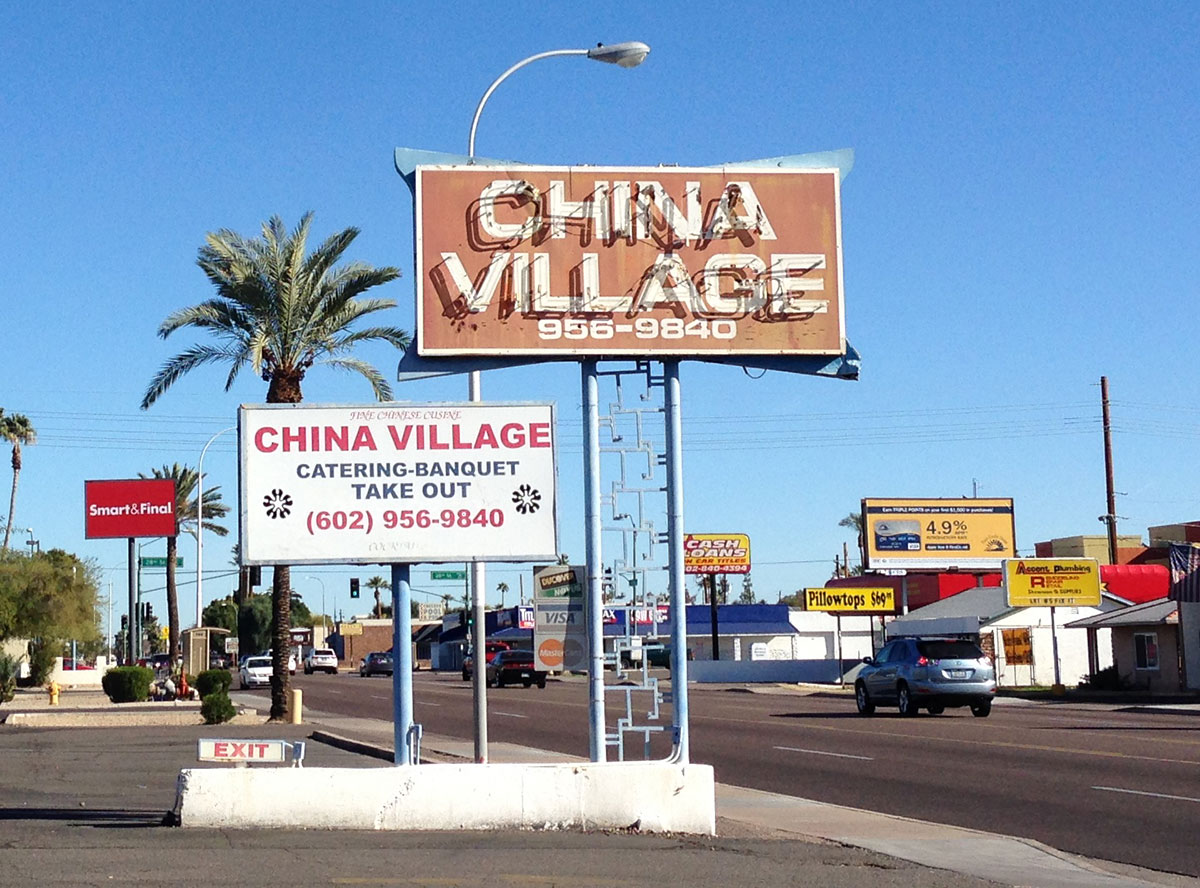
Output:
[587,41,650,68]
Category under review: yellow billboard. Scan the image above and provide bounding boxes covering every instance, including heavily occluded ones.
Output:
[862,498,1015,570]
[804,587,896,613]
[684,533,751,575]
[1004,558,1101,607]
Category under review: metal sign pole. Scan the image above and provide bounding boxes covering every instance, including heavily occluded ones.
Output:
[391,563,416,765]
[583,360,606,762]
[127,538,136,664]
[665,361,690,763]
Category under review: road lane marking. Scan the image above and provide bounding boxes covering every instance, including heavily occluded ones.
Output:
[1093,785,1200,803]
[775,745,873,761]
[494,711,528,719]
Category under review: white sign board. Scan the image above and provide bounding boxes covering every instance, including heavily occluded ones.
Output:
[238,403,558,565]
[197,738,287,763]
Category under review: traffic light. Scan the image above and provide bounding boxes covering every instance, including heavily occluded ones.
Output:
[121,615,128,632]
[350,577,360,599]
[602,566,614,594]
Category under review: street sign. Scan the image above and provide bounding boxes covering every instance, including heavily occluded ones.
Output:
[140,557,183,568]
[431,570,467,580]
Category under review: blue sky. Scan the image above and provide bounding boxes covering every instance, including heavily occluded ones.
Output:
[2,2,1198,627]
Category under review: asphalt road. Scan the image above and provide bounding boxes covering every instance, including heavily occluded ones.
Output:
[264,670,1200,878]
[0,722,1004,888]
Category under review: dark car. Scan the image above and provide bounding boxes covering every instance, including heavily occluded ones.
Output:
[485,649,547,689]
[359,651,393,677]
[461,641,510,681]
[855,637,997,718]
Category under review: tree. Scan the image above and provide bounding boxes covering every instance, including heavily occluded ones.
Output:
[0,548,100,644]
[739,573,755,604]
[838,511,866,576]
[366,575,389,619]
[139,463,229,664]
[496,581,509,608]
[1,412,36,551]
[140,213,407,720]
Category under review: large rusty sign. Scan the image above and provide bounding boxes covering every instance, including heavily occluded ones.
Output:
[414,165,845,356]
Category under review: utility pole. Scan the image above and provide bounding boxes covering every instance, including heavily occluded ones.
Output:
[1101,376,1119,565]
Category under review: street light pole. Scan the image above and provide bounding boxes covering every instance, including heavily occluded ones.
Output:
[464,41,651,765]
[307,575,327,645]
[196,426,235,630]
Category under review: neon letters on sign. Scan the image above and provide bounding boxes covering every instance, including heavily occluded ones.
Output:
[415,166,846,357]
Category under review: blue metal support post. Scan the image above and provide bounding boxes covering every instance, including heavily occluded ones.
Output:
[583,360,606,761]
[664,360,690,762]
[391,563,415,765]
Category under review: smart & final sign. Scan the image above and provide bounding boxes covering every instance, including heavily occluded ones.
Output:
[415,165,845,357]
[84,478,177,539]
[238,403,558,566]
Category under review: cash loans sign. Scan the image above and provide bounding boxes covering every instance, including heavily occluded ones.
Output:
[415,165,845,357]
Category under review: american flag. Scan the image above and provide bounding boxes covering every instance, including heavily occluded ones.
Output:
[1168,542,1200,603]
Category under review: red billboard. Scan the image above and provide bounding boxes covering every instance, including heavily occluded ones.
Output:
[415,165,845,357]
[84,479,177,539]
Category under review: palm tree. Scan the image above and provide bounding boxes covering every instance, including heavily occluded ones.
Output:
[140,213,407,720]
[139,464,229,663]
[366,576,390,619]
[838,512,866,575]
[1,412,36,551]
[496,581,509,608]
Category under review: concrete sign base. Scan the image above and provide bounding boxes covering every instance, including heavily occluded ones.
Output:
[175,761,716,834]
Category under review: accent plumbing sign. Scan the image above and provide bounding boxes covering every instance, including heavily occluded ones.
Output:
[238,403,558,566]
[1003,558,1101,608]
[415,165,846,357]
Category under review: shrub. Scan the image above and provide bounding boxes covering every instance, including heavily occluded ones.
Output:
[101,666,154,703]
[0,654,17,703]
[201,690,236,724]
[194,669,232,699]
[26,639,59,685]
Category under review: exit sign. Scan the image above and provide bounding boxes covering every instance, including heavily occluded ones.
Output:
[431,570,467,581]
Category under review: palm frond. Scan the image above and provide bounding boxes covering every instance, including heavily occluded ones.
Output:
[141,344,245,410]
[317,357,394,401]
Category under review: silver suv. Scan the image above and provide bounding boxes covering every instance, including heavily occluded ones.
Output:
[855,637,997,718]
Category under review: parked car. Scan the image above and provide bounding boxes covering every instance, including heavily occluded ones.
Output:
[259,650,297,675]
[855,637,997,718]
[461,641,510,681]
[485,649,547,689]
[60,658,95,670]
[359,651,393,677]
[304,648,339,674]
[209,652,232,669]
[239,656,272,689]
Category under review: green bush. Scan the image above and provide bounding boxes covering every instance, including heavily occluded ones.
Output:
[101,666,154,703]
[0,654,18,703]
[26,639,59,685]
[194,669,232,699]
[200,690,236,724]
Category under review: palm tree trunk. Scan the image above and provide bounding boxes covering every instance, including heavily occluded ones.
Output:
[166,536,180,664]
[2,446,18,551]
[269,565,292,721]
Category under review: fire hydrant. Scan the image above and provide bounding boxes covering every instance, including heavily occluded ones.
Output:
[47,681,60,706]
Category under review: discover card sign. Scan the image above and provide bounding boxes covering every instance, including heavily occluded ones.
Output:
[238,403,558,566]
[415,165,845,357]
